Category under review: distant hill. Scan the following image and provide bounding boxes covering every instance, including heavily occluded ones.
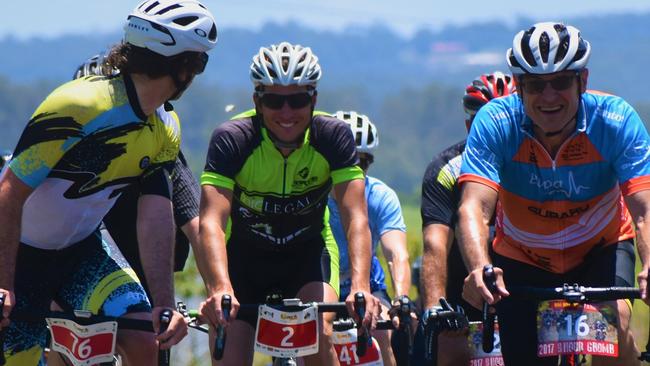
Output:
[2,13,649,101]
[1,13,649,193]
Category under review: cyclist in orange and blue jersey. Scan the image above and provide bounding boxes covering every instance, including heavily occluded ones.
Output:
[457,22,650,365]
[0,1,217,365]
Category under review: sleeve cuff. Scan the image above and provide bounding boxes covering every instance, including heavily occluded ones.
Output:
[200,171,235,190]
[331,166,364,185]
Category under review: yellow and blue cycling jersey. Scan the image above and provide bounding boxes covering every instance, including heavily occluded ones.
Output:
[460,92,650,273]
[8,74,180,250]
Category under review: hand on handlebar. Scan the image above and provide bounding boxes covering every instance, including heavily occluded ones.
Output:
[345,289,380,333]
[153,307,188,350]
[388,295,417,329]
[200,289,239,329]
[462,264,509,310]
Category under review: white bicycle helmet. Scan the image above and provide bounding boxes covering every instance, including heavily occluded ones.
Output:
[507,22,591,75]
[334,111,378,153]
[250,42,322,88]
[124,0,217,57]
[73,50,119,80]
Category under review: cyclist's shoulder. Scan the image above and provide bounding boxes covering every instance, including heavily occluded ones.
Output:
[425,140,466,177]
[36,77,116,117]
[366,176,398,197]
[582,90,636,122]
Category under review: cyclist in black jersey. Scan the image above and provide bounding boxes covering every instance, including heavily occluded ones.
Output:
[412,72,515,366]
[196,42,380,365]
[73,51,201,299]
[0,1,217,365]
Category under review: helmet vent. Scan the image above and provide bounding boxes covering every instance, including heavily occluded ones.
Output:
[366,126,375,145]
[356,116,363,128]
[354,133,362,146]
[157,4,182,15]
[208,24,217,41]
[173,16,199,26]
[521,31,537,67]
[539,33,550,63]
[144,1,160,13]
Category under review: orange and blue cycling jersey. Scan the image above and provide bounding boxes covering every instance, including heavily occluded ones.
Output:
[460,92,650,273]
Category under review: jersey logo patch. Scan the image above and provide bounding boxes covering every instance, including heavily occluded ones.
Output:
[139,156,151,170]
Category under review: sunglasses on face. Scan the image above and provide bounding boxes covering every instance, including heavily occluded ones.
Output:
[520,73,578,94]
[257,91,315,110]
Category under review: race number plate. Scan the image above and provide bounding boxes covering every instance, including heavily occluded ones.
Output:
[467,321,504,366]
[536,300,618,357]
[255,304,319,358]
[332,328,383,366]
[46,318,117,366]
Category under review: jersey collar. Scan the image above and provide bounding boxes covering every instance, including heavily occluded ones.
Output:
[122,73,147,121]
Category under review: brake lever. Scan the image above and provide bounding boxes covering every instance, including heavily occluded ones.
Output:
[158,309,172,366]
[482,264,497,353]
[213,294,231,361]
[354,292,370,357]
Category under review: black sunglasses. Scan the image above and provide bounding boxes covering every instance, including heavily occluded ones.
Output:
[520,72,578,94]
[257,91,314,110]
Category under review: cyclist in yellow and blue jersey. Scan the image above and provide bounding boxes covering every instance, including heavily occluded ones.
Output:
[0,1,217,365]
[196,42,381,366]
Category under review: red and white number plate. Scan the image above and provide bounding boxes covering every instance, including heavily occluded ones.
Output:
[46,318,117,366]
[536,300,618,357]
[254,304,319,358]
[332,328,383,366]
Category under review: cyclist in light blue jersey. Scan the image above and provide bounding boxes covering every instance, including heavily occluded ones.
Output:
[328,110,410,366]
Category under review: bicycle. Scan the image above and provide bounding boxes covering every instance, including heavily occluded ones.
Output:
[0,293,172,366]
[183,292,415,365]
[481,264,649,365]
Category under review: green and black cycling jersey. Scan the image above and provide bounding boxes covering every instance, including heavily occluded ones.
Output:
[200,110,364,249]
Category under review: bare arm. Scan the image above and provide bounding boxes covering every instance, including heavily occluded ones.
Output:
[333,179,380,327]
[457,182,497,271]
[333,179,371,292]
[379,229,410,297]
[456,181,506,308]
[420,223,453,309]
[624,190,650,303]
[197,185,238,326]
[137,194,175,308]
[180,216,200,250]
[0,169,33,323]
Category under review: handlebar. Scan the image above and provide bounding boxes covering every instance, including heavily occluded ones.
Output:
[481,264,643,355]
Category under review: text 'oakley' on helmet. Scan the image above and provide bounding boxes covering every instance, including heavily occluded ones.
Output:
[463,71,516,115]
[334,111,378,153]
[124,0,218,57]
[73,50,120,80]
[250,42,322,88]
[507,22,591,75]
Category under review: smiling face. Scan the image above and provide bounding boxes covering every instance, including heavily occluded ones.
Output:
[518,69,588,135]
[254,84,316,144]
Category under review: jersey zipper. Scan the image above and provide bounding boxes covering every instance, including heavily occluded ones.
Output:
[282,157,288,197]
[524,130,579,270]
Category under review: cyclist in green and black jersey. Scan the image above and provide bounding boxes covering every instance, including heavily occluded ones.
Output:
[196,42,380,365]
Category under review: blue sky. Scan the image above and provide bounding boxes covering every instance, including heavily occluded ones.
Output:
[4,0,650,39]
